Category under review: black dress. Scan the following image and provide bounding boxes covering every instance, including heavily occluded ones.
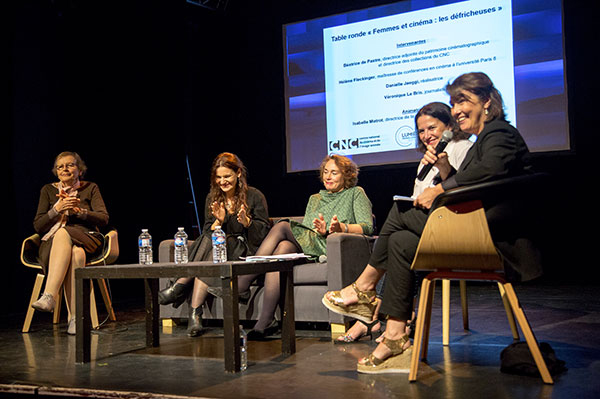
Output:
[188,186,270,262]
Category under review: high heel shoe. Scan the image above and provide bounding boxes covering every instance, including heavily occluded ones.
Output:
[187,307,205,337]
[246,319,279,341]
[322,283,377,323]
[335,319,382,344]
[206,287,251,305]
[357,334,412,374]
[158,282,189,308]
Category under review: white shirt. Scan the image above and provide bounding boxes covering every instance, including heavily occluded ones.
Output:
[411,139,474,198]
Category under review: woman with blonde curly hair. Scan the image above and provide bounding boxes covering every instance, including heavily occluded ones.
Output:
[223,154,374,340]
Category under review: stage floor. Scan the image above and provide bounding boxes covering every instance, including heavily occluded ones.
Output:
[1,282,599,399]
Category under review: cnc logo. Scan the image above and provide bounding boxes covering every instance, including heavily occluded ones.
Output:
[329,138,359,151]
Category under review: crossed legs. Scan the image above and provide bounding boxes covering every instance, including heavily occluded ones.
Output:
[36,228,86,318]
[238,221,301,331]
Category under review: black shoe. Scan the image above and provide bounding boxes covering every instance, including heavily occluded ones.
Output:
[187,307,205,337]
[158,282,189,308]
[247,319,279,341]
[207,287,251,305]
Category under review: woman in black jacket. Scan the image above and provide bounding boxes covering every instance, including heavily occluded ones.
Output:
[323,72,534,374]
[158,152,270,336]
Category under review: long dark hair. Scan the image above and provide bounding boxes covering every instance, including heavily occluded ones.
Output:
[208,152,248,214]
[414,102,471,153]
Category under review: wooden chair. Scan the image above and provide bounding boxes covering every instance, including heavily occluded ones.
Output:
[408,174,553,384]
[20,229,119,333]
[440,279,519,346]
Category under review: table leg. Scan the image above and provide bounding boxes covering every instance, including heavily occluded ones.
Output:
[75,276,91,363]
[280,269,296,355]
[221,276,240,372]
[145,278,160,348]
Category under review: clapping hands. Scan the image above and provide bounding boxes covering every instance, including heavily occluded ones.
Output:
[313,213,345,236]
[211,201,226,224]
[236,204,251,227]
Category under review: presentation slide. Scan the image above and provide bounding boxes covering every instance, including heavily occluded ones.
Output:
[283,0,569,173]
[323,0,514,156]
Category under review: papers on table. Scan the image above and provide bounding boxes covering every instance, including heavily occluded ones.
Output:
[393,195,415,202]
[242,253,310,262]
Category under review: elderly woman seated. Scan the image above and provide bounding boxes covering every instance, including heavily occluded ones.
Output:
[32,151,109,335]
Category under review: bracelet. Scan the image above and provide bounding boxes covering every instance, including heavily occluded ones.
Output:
[344,223,349,233]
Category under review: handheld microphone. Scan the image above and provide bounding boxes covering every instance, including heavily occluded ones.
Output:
[416,130,453,181]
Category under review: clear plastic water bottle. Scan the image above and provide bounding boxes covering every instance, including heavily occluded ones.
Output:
[174,227,188,264]
[239,325,248,371]
[211,225,227,263]
[138,229,153,265]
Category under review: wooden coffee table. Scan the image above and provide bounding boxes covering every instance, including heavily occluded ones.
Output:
[75,259,297,372]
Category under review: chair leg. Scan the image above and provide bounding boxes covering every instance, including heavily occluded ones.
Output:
[497,282,519,340]
[502,282,553,384]
[422,280,436,359]
[23,273,45,333]
[460,280,469,330]
[409,277,434,382]
[442,279,450,346]
[97,279,116,321]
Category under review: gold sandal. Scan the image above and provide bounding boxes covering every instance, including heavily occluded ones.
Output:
[322,283,377,323]
[357,334,412,374]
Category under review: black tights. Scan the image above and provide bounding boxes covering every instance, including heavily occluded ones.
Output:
[238,221,301,330]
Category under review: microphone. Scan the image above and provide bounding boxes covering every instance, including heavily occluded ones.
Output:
[416,130,453,181]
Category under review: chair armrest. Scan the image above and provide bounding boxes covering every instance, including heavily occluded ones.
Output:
[103,230,120,265]
[326,233,376,292]
[21,234,42,269]
[432,173,549,211]
[159,240,176,263]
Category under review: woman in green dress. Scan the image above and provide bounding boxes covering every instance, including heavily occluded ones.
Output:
[238,154,374,339]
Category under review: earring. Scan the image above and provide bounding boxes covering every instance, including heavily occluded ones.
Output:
[484,108,489,115]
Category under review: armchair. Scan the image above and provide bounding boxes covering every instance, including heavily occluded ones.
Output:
[20,229,119,332]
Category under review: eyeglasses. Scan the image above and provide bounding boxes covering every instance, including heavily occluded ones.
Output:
[56,163,77,171]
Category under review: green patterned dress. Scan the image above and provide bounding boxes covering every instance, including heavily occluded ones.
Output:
[289,186,373,258]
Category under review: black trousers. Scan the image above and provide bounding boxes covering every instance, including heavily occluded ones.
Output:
[368,203,428,320]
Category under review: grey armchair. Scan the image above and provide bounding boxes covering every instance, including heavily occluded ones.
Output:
[158,217,375,337]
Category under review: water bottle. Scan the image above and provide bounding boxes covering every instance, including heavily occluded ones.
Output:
[138,229,153,265]
[174,227,188,264]
[239,325,248,371]
[211,226,227,263]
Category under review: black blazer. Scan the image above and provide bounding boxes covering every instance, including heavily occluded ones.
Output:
[441,119,541,282]
[442,119,531,191]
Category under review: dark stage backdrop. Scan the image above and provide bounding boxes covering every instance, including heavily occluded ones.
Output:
[5,0,590,317]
